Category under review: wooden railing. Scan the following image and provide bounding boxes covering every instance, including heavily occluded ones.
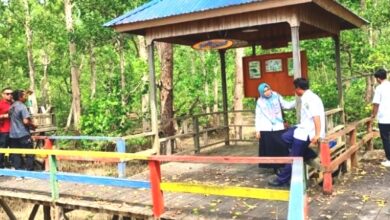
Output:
[0,144,308,220]
[319,117,377,194]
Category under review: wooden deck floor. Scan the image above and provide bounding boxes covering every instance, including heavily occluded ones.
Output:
[0,144,389,219]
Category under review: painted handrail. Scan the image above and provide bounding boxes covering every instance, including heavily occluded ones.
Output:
[0,148,307,220]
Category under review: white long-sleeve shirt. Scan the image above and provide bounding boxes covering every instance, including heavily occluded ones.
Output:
[255,92,295,132]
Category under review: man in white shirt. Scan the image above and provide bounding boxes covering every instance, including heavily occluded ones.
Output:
[371,69,390,167]
[269,78,325,186]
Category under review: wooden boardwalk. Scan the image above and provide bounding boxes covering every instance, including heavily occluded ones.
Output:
[0,144,389,219]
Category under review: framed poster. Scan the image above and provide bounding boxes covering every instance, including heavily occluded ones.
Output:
[248,61,261,79]
[288,58,294,76]
[265,59,282,72]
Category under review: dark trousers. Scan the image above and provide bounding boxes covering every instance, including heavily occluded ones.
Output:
[281,127,317,161]
[10,135,35,170]
[0,133,9,168]
[379,123,390,160]
[276,127,317,184]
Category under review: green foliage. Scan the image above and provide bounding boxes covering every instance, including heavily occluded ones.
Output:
[80,91,136,136]
[344,79,371,122]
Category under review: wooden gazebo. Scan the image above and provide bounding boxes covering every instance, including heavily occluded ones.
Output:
[105,0,368,152]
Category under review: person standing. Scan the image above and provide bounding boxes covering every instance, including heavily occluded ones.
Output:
[255,83,295,173]
[0,88,13,168]
[9,90,36,170]
[371,69,390,167]
[269,78,325,186]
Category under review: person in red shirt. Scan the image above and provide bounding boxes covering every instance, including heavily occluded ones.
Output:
[0,87,13,168]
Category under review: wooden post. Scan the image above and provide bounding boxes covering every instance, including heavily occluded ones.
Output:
[148,41,160,154]
[149,160,164,217]
[334,35,346,125]
[116,139,126,178]
[320,141,332,194]
[366,120,374,151]
[43,206,51,220]
[49,155,59,201]
[192,116,200,153]
[51,205,66,220]
[291,25,302,122]
[219,49,230,146]
[350,129,358,168]
[44,138,53,171]
[291,26,301,78]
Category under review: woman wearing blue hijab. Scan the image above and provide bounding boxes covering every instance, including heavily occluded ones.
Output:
[255,83,295,173]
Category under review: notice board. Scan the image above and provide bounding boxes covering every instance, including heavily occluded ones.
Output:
[242,51,308,97]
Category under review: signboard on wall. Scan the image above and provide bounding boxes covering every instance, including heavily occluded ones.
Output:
[242,51,308,97]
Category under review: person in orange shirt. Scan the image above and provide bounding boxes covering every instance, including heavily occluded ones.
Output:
[0,88,13,168]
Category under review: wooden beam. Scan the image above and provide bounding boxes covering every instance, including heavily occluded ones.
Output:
[150,155,296,164]
[0,199,17,220]
[147,42,160,154]
[29,204,40,220]
[146,8,296,42]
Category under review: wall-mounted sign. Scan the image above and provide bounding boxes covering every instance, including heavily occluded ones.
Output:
[265,59,282,72]
[248,61,261,79]
[242,51,308,97]
[192,39,233,50]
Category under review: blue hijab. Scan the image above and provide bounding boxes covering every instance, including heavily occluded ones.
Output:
[258,83,273,99]
[257,83,283,124]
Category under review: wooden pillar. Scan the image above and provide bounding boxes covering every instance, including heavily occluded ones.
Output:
[219,49,230,146]
[291,26,301,78]
[149,160,164,217]
[291,25,302,121]
[320,141,332,194]
[147,41,160,154]
[334,35,345,124]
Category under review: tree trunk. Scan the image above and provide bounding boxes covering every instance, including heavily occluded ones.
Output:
[41,49,51,106]
[138,36,150,131]
[23,0,38,114]
[158,42,174,153]
[200,52,210,113]
[118,34,126,106]
[233,48,244,139]
[89,43,96,99]
[64,0,81,130]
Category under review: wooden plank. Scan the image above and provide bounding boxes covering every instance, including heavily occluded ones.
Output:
[0,149,150,161]
[160,182,289,201]
[0,169,150,189]
[287,158,305,220]
[150,155,295,164]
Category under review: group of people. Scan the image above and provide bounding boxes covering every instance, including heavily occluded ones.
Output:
[256,69,390,187]
[0,88,36,171]
[255,77,326,187]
